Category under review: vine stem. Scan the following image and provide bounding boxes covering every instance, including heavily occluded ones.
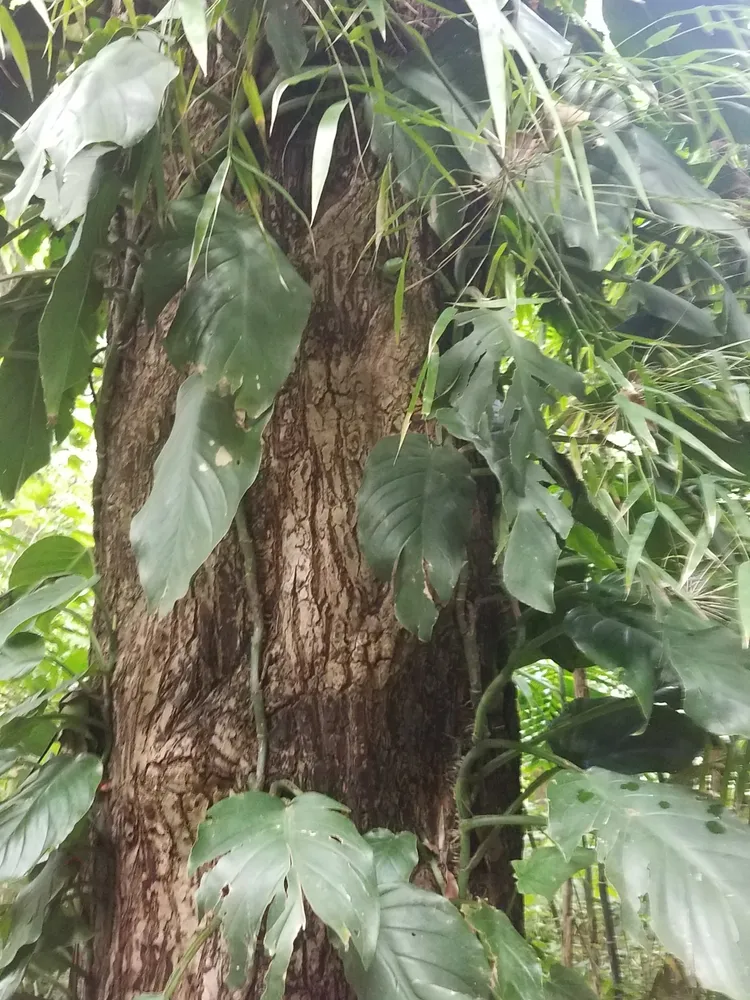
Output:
[235,507,268,790]
[160,913,221,999]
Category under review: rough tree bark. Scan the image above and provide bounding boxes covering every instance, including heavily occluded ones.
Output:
[84,56,521,1000]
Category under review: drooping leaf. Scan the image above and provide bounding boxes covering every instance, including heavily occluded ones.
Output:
[342,883,490,1000]
[546,697,706,773]
[548,768,750,1000]
[464,901,543,1000]
[177,0,209,74]
[0,754,102,880]
[265,0,307,77]
[131,375,271,617]
[35,144,110,230]
[144,199,311,420]
[503,500,560,614]
[737,562,750,648]
[0,7,32,95]
[5,34,177,222]
[512,845,596,899]
[9,535,94,591]
[357,434,476,639]
[187,156,230,281]
[311,100,348,223]
[364,829,418,885]
[188,790,379,989]
[38,173,120,418]
[0,575,90,648]
[0,852,67,969]
[626,281,720,343]
[0,633,45,681]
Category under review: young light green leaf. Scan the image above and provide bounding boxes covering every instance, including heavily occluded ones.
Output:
[357,434,476,640]
[0,754,102,880]
[366,0,386,38]
[393,250,408,343]
[513,845,597,900]
[464,901,543,1000]
[311,100,348,223]
[0,575,90,648]
[177,0,208,74]
[737,562,750,649]
[0,7,32,95]
[9,535,93,591]
[364,829,418,885]
[0,633,45,682]
[548,769,750,1000]
[342,883,490,1000]
[189,791,378,989]
[131,375,271,617]
[625,510,657,594]
[187,156,230,280]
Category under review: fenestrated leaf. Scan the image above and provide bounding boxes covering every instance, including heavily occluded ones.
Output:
[0,754,102,880]
[357,434,476,640]
[189,791,378,990]
[0,852,67,969]
[0,633,45,681]
[548,768,750,1000]
[364,829,418,885]
[9,535,93,591]
[38,173,120,418]
[265,0,307,77]
[130,375,271,617]
[565,607,661,717]
[342,883,490,1000]
[546,697,706,774]
[512,845,596,899]
[503,500,559,614]
[0,316,50,501]
[464,900,542,1000]
[144,199,311,420]
[5,33,177,222]
[0,575,90,648]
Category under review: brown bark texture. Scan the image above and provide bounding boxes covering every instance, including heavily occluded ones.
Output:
[84,97,521,1000]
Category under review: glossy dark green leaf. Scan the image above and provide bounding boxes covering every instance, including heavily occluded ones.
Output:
[0,852,67,969]
[364,829,418,885]
[131,375,270,616]
[548,768,750,1000]
[266,0,307,76]
[189,791,378,990]
[38,174,120,418]
[358,434,476,639]
[9,535,93,591]
[0,754,102,880]
[464,901,542,1000]
[343,884,490,1000]
[0,632,45,681]
[504,500,560,614]
[546,697,705,773]
[626,281,720,343]
[512,845,596,899]
[0,317,50,501]
[144,199,311,421]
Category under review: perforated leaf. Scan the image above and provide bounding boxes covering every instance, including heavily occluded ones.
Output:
[189,791,379,991]
[5,34,177,223]
[0,754,101,880]
[131,375,270,616]
[548,769,750,1000]
[342,883,490,1000]
[144,199,311,420]
[358,434,476,639]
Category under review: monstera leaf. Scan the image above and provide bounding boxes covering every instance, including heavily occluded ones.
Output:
[189,791,379,993]
[548,769,750,1000]
[4,33,177,223]
[131,375,271,616]
[357,434,476,639]
[144,198,311,420]
[0,754,102,880]
[342,881,490,1000]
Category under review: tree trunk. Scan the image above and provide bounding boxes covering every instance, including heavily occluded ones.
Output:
[85,108,520,1000]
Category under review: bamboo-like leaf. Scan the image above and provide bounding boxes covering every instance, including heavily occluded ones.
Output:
[625,510,657,594]
[393,250,408,343]
[0,7,32,95]
[187,156,230,281]
[177,0,209,74]
[311,100,348,223]
[463,0,507,155]
[737,561,750,649]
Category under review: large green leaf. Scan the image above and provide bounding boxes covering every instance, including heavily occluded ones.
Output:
[38,174,119,418]
[364,829,418,885]
[0,575,90,648]
[189,791,378,991]
[464,901,542,1000]
[546,697,706,774]
[544,964,598,1000]
[625,281,720,344]
[0,316,50,501]
[144,199,311,420]
[0,754,102,880]
[0,852,67,969]
[343,883,490,1000]
[0,633,45,681]
[503,497,561,614]
[9,535,94,591]
[357,434,476,640]
[548,768,750,1000]
[5,33,177,224]
[512,845,596,899]
[131,375,270,617]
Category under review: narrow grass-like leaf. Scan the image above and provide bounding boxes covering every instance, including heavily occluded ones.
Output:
[393,249,408,343]
[311,100,348,223]
[737,562,750,649]
[177,0,208,74]
[187,156,230,281]
[0,8,31,95]
[625,510,657,593]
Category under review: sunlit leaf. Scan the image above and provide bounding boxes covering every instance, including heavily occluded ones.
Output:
[513,845,596,899]
[178,0,208,74]
[0,575,89,648]
[311,100,348,223]
[9,535,94,591]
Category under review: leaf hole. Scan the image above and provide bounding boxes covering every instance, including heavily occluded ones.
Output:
[707,803,723,817]
[705,820,726,835]
[620,781,640,791]
[658,801,671,810]
[329,834,343,844]
[577,790,595,803]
